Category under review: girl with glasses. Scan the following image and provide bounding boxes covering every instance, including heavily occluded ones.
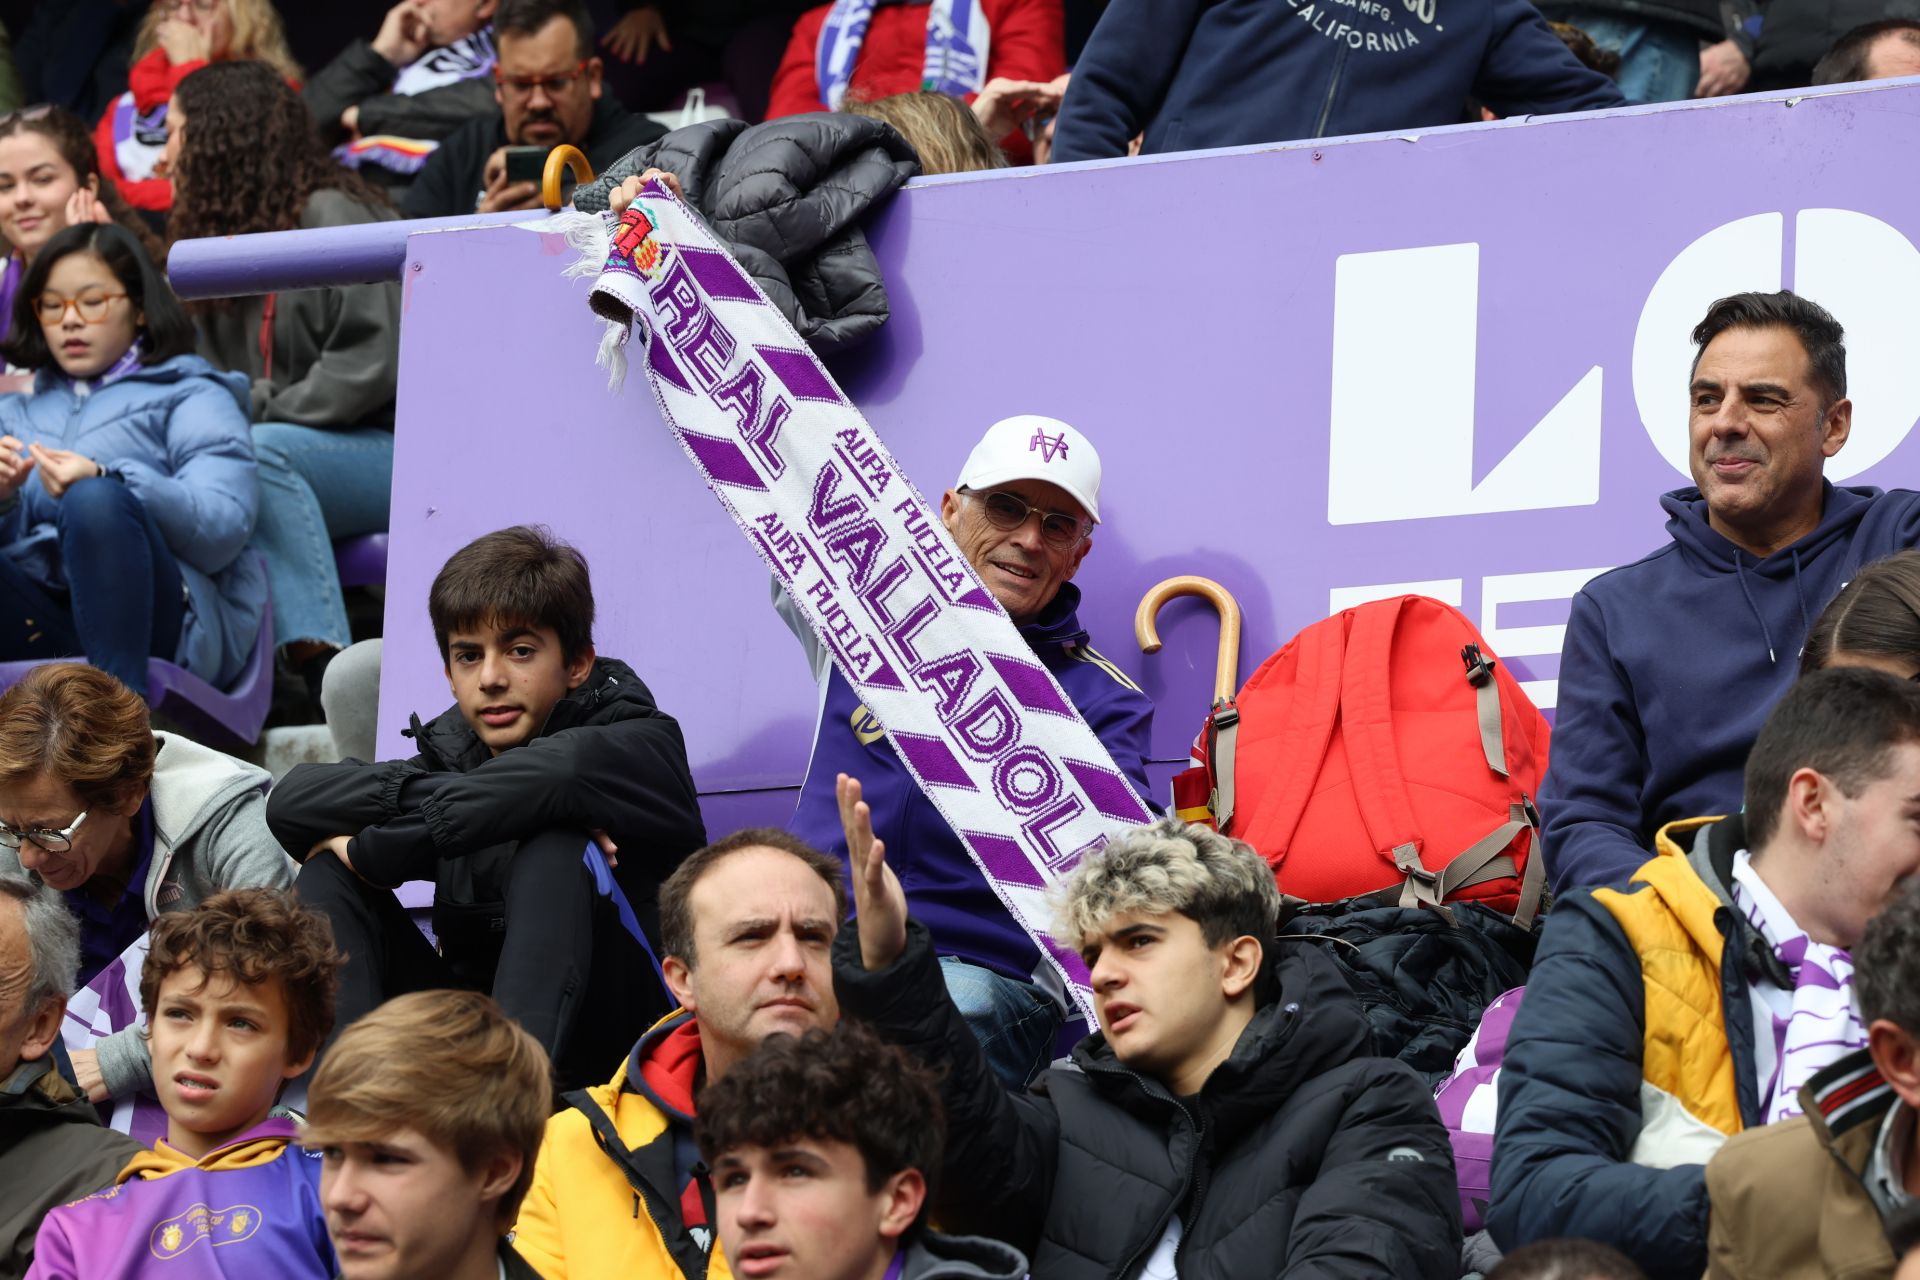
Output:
[0,106,162,345]
[0,662,292,1106]
[91,0,301,216]
[0,222,263,705]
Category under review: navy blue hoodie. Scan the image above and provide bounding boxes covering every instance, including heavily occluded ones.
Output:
[1541,482,1920,892]
[780,580,1154,1009]
[1051,0,1626,163]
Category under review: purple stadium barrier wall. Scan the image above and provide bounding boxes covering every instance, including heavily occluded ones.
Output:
[225,82,1920,835]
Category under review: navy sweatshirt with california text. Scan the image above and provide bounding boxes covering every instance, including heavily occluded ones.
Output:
[1542,482,1920,893]
[1052,0,1625,163]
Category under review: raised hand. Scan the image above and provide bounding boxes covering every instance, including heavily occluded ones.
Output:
[607,166,684,215]
[372,0,434,67]
[838,772,907,970]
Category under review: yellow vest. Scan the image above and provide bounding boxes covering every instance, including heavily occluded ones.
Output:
[1589,816,1745,1169]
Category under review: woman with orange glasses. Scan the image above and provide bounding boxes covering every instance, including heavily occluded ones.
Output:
[0,222,261,703]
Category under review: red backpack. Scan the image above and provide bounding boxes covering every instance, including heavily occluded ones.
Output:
[1172,595,1550,925]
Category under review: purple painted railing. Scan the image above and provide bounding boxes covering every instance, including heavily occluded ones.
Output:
[166,210,533,299]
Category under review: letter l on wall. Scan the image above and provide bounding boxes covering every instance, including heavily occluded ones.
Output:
[1327,243,1602,525]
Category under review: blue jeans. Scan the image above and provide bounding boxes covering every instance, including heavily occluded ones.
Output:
[0,477,185,699]
[248,423,393,652]
[940,957,1062,1089]
[1542,9,1700,104]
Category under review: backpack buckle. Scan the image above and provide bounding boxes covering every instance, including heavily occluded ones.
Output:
[1461,644,1495,687]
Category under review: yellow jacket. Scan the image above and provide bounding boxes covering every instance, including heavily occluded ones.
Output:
[513,1011,734,1280]
[1587,815,1748,1167]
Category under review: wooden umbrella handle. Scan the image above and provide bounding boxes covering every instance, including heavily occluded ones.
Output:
[542,145,594,211]
[1135,575,1244,703]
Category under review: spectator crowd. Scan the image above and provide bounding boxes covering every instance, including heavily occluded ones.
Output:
[0,0,1919,1278]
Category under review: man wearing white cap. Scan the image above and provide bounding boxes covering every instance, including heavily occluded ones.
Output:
[776,414,1155,1087]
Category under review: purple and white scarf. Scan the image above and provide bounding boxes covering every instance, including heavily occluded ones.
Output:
[1730,852,1869,1124]
[557,188,1152,1019]
[63,339,146,399]
[816,0,991,110]
[109,93,172,186]
[336,28,497,175]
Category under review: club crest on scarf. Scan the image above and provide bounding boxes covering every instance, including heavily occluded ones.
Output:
[607,204,668,280]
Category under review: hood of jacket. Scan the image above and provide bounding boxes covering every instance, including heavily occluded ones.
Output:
[902,1231,1029,1280]
[1020,581,1091,652]
[1661,481,1880,663]
[1652,812,1792,992]
[1068,939,1373,1131]
[149,731,271,854]
[624,1007,702,1124]
[403,656,663,773]
[578,113,918,354]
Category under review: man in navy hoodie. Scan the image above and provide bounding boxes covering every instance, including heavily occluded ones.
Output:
[1051,0,1625,163]
[778,414,1155,1089]
[1542,290,1920,892]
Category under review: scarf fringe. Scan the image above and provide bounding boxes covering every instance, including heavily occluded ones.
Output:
[552,210,636,391]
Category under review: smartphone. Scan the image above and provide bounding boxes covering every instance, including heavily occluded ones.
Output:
[503,145,551,187]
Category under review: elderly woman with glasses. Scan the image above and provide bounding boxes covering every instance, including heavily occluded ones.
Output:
[0,661,292,1103]
[0,221,263,704]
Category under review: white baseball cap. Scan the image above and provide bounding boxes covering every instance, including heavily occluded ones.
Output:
[955,414,1103,523]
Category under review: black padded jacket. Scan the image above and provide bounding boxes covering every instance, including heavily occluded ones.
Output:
[265,657,706,931]
[577,113,918,355]
[834,921,1463,1280]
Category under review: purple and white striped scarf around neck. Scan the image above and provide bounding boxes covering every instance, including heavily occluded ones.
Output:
[816,0,991,110]
[63,339,145,399]
[1730,852,1869,1124]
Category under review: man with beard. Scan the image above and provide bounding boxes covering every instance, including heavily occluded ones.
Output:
[1540,291,1920,893]
[403,0,665,217]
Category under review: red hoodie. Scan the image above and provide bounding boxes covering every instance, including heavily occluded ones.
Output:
[766,0,1063,163]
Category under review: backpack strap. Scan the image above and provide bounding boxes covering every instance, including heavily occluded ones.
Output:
[1462,644,1508,780]
[1402,798,1545,929]
[1205,696,1240,833]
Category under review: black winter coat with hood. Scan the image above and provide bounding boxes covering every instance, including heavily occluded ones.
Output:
[834,920,1463,1280]
[266,657,707,944]
[577,113,918,355]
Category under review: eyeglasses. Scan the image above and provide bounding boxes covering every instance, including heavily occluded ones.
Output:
[962,487,1092,550]
[33,291,128,325]
[0,810,88,854]
[495,61,591,97]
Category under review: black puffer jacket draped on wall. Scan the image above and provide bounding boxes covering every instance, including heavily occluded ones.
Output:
[578,114,919,354]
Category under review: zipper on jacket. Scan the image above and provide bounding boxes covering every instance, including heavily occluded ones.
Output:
[1088,1058,1204,1280]
[1313,44,1350,138]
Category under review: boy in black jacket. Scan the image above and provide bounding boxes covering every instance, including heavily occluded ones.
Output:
[832,774,1461,1280]
[270,525,706,1089]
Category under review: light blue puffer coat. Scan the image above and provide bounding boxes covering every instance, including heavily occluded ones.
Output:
[0,354,264,685]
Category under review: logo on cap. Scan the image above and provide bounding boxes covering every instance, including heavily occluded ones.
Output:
[1029,429,1069,463]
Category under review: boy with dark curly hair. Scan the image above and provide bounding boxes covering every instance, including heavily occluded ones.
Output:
[27,888,343,1279]
[696,1020,1027,1280]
